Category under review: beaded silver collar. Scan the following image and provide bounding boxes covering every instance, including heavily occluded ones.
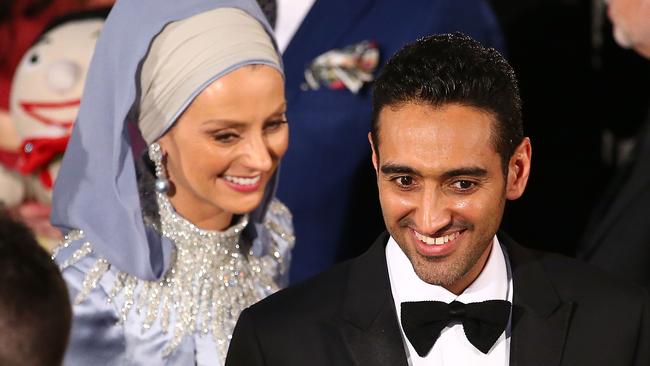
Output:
[55,190,291,360]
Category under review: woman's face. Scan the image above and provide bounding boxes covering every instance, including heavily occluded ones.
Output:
[158,65,287,229]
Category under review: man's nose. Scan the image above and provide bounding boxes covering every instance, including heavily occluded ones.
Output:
[416,187,452,234]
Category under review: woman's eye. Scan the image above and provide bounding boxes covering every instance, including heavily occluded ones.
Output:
[264,119,287,132]
[213,133,240,143]
[394,176,414,187]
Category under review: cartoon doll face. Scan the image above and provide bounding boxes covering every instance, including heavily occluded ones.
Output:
[10,18,104,140]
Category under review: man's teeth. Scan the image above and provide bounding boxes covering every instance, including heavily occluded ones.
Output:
[414,231,461,245]
[224,175,261,186]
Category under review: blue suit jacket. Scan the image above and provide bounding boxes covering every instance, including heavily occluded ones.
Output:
[277,0,504,283]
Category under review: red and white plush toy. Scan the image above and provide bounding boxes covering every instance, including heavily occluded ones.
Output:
[0,13,105,209]
[0,10,107,246]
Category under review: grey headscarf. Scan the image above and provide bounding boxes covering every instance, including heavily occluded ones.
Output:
[51,0,283,280]
[138,7,281,144]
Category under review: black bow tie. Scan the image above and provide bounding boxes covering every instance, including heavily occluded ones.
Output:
[401,300,511,357]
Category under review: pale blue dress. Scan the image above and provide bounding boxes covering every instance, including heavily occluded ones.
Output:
[54,199,293,366]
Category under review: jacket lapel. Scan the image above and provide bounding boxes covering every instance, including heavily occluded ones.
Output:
[502,233,574,366]
[335,232,409,366]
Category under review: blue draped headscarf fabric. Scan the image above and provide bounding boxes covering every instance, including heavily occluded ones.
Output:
[51,0,283,281]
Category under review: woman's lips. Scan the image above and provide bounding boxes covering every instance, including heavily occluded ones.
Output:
[222,174,262,193]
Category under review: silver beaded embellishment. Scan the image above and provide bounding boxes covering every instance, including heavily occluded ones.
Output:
[52,229,85,261]
[54,196,294,360]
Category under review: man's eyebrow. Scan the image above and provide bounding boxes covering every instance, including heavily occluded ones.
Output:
[380,163,420,176]
[440,167,488,180]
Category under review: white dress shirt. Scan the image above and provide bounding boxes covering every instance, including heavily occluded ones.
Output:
[386,236,513,366]
[275,0,316,53]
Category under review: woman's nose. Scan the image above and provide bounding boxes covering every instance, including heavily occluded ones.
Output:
[241,134,273,172]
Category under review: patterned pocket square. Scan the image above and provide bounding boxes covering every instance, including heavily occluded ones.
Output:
[304,40,379,94]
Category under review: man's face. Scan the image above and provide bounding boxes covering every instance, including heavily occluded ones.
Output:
[371,102,530,294]
[608,0,650,58]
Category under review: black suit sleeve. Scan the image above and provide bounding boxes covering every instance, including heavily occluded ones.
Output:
[634,289,650,366]
[226,308,267,366]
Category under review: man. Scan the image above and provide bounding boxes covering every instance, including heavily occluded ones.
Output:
[271,0,504,283]
[578,0,650,287]
[226,34,650,365]
[0,210,72,366]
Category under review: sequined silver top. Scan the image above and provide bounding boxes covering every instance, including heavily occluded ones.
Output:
[54,193,294,366]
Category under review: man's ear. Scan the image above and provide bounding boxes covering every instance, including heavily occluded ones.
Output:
[506,137,532,200]
[368,132,378,173]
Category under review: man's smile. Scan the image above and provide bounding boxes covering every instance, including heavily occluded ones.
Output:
[414,229,463,245]
[410,227,467,258]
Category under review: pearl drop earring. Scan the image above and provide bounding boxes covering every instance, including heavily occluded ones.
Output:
[148,142,170,194]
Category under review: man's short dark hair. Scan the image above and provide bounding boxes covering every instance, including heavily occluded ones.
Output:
[0,211,71,366]
[371,33,523,173]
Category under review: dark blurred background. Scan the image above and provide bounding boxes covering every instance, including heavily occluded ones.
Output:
[492,0,650,256]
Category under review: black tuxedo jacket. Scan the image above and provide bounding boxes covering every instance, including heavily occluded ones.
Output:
[227,232,650,365]
[578,109,650,287]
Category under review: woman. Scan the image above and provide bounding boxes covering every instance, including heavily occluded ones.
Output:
[51,0,293,364]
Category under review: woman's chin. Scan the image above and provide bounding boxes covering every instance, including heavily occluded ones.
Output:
[220,194,265,215]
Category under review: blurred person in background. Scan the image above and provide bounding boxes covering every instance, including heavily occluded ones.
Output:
[0,210,71,366]
[577,0,650,287]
